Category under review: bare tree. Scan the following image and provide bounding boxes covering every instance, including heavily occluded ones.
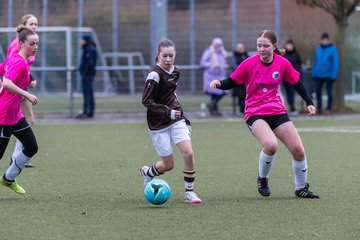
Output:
[296,0,360,112]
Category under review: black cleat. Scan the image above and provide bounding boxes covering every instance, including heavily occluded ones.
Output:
[257,176,270,197]
[295,183,319,199]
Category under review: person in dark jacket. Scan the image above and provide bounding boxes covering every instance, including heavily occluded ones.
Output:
[77,35,97,119]
[283,39,303,115]
[312,33,339,114]
[231,43,249,116]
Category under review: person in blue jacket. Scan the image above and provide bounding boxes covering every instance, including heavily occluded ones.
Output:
[311,33,339,114]
[76,35,97,119]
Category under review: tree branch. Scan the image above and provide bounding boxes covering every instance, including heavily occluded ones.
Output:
[346,0,360,17]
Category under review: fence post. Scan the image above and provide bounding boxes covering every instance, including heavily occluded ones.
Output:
[66,28,74,117]
[151,0,168,64]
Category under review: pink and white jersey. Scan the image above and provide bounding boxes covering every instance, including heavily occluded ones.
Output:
[8,37,36,65]
[0,54,30,125]
[230,54,300,121]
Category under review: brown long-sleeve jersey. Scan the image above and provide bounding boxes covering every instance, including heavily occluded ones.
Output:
[141,65,184,130]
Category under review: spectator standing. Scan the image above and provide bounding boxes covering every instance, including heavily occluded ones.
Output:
[77,35,97,119]
[231,43,249,116]
[312,33,339,114]
[200,38,228,116]
[283,39,303,115]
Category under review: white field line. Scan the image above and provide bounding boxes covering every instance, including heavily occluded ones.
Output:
[297,126,360,133]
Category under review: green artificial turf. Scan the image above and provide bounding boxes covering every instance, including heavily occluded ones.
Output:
[0,118,359,240]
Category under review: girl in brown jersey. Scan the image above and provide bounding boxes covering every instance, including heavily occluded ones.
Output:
[140,38,201,204]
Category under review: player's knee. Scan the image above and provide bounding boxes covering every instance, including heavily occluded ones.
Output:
[264,142,278,155]
[292,145,305,160]
[182,149,194,161]
[24,142,38,158]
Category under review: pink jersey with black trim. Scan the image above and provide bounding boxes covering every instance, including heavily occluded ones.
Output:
[230,54,300,121]
[0,54,30,125]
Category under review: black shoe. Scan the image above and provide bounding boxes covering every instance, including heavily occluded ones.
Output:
[76,113,88,119]
[257,176,270,197]
[295,183,319,199]
[25,162,35,168]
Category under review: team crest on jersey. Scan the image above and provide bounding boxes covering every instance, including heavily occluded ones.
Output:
[272,71,280,80]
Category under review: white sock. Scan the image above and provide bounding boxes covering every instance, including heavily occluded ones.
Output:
[185,181,195,192]
[258,151,275,178]
[5,151,30,181]
[12,139,23,161]
[293,159,308,190]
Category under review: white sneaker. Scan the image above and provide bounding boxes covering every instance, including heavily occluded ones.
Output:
[185,191,202,204]
[140,166,153,186]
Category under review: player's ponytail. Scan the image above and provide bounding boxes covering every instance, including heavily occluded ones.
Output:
[274,47,286,56]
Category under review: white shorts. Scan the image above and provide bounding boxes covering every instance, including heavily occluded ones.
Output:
[148,119,191,157]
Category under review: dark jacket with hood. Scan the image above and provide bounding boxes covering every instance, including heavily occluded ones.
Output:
[80,35,97,77]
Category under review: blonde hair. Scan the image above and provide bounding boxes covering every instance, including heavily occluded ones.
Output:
[257,30,286,56]
[16,14,37,33]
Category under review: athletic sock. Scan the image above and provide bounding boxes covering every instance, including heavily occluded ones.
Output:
[258,151,275,178]
[293,159,308,190]
[5,151,30,181]
[11,139,23,161]
[147,164,162,178]
[183,171,195,192]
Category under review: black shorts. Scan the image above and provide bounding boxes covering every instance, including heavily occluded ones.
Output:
[246,114,291,131]
[0,118,30,138]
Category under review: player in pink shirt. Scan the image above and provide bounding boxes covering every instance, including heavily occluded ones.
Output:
[210,30,319,199]
[0,14,39,168]
[0,27,39,195]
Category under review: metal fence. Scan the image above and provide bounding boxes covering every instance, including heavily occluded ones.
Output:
[0,0,283,95]
[1,0,360,116]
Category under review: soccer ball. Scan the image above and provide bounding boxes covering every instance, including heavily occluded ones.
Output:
[144,179,171,205]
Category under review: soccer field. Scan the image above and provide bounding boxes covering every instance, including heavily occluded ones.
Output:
[0,117,359,240]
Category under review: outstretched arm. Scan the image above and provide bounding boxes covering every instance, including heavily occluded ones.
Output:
[210,77,237,90]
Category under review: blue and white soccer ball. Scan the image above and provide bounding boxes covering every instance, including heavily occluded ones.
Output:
[144,179,171,205]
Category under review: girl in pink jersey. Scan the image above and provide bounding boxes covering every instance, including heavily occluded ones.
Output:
[210,30,319,199]
[0,27,39,195]
[2,14,39,168]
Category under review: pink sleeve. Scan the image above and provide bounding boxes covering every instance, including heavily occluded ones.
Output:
[282,59,300,85]
[7,38,20,57]
[230,62,248,85]
[4,59,25,83]
[0,62,4,76]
